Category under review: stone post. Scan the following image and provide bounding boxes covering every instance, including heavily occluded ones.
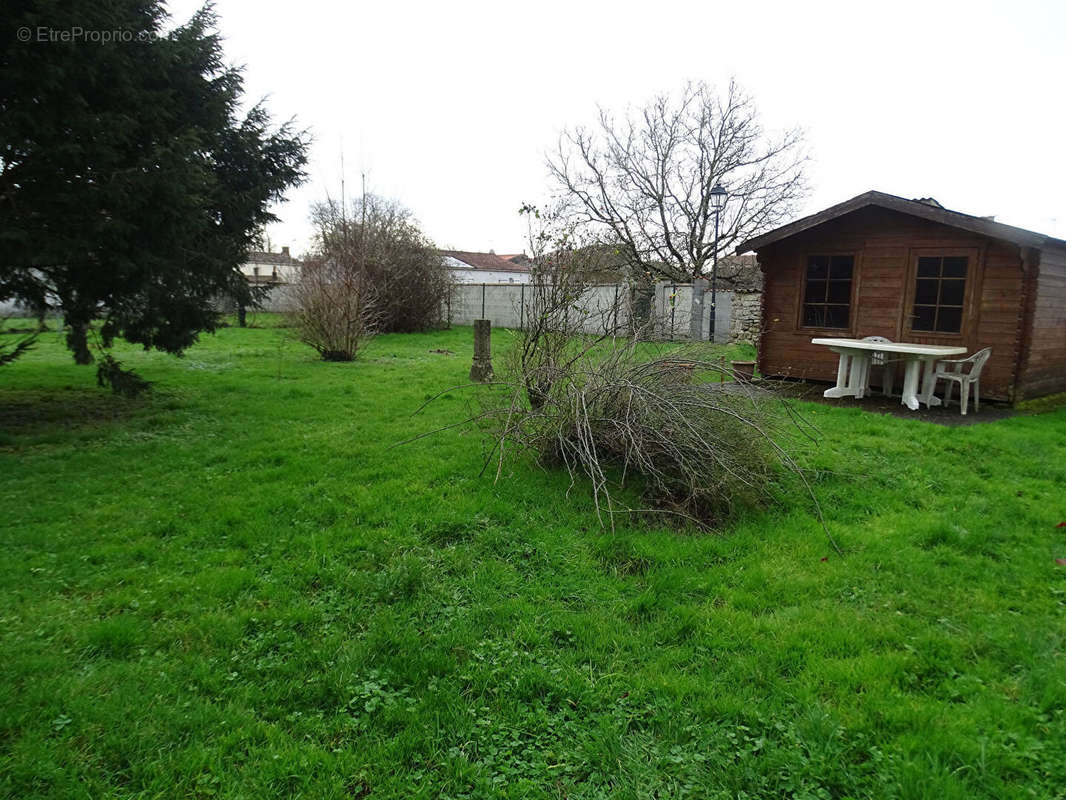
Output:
[689,278,708,341]
[469,319,494,382]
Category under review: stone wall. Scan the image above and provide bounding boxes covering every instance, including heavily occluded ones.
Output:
[728,292,762,346]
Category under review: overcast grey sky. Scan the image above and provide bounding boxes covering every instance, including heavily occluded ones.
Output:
[168,0,1066,256]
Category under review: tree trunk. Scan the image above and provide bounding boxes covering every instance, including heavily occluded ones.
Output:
[66,320,92,364]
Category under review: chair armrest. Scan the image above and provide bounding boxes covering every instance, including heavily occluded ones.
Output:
[934,360,968,377]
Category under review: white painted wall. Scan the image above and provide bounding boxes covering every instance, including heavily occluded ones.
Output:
[449,268,530,284]
[240,260,300,282]
[443,256,530,284]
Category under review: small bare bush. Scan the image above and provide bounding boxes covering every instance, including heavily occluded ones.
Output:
[512,204,641,409]
[292,189,451,360]
[291,254,378,361]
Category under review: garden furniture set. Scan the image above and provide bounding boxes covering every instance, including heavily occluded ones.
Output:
[811,337,991,415]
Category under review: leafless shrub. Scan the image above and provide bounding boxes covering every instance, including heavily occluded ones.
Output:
[291,253,378,361]
[292,185,451,360]
[511,204,650,408]
[310,192,452,334]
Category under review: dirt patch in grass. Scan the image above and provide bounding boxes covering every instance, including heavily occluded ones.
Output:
[776,380,1018,426]
[0,388,140,435]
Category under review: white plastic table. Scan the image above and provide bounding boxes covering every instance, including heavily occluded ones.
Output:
[811,338,968,411]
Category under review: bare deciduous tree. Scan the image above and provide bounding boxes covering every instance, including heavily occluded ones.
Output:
[548,80,807,283]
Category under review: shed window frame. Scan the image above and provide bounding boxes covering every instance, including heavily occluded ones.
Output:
[902,247,980,340]
[797,251,859,333]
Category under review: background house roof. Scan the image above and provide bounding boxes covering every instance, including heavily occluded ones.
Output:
[441,250,530,272]
[245,247,301,266]
[736,191,1066,254]
[497,253,533,268]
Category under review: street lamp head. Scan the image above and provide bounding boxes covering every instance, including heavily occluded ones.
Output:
[710,183,727,210]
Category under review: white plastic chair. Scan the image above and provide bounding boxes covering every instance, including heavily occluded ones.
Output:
[930,347,992,415]
[861,335,897,397]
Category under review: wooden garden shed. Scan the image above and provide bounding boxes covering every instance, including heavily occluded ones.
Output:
[736,191,1066,402]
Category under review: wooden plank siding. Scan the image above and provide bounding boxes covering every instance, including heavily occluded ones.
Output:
[756,206,1026,400]
[1016,245,1066,398]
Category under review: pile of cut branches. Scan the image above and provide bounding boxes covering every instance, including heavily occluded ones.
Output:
[490,337,815,531]
[411,205,833,547]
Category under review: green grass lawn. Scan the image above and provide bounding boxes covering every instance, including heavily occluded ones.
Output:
[2,322,1065,799]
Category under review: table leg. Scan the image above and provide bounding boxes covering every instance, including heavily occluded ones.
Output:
[849,353,868,399]
[900,358,922,410]
[824,350,869,399]
[823,351,851,398]
[920,358,942,407]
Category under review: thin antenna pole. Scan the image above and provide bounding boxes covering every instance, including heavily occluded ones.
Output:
[359,172,367,277]
[340,144,346,223]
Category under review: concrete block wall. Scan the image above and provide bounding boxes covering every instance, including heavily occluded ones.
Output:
[447,282,737,343]
[234,280,750,345]
[258,284,298,312]
[9,281,752,344]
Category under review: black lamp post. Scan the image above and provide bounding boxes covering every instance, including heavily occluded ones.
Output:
[708,183,728,342]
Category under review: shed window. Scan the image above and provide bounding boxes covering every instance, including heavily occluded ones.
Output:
[911,256,967,333]
[802,255,853,328]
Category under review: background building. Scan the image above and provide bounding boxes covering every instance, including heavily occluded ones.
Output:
[442,250,531,284]
[241,247,301,284]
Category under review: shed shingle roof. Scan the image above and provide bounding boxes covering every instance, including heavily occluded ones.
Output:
[735,190,1066,254]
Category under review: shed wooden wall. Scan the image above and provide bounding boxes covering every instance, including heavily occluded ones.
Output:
[1017,245,1066,399]
[757,206,1026,400]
